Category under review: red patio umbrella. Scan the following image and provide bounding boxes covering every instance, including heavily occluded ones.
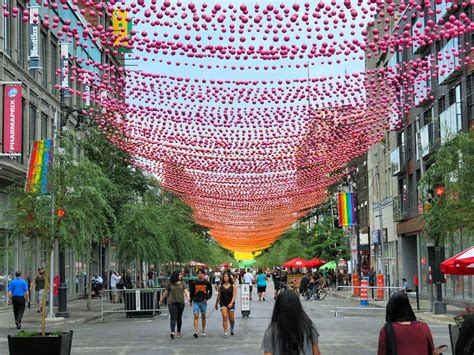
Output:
[282,258,308,268]
[441,246,474,275]
[305,258,327,268]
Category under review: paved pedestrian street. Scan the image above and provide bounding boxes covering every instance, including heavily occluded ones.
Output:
[0,286,453,355]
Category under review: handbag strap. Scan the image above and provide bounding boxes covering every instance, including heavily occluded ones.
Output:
[385,322,398,355]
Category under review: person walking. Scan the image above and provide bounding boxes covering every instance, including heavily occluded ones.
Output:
[30,267,46,313]
[110,270,122,303]
[8,271,30,329]
[256,269,267,301]
[147,265,155,288]
[189,269,212,338]
[214,272,237,337]
[243,268,254,300]
[160,271,189,339]
[261,290,320,355]
[377,292,447,355]
[214,269,222,291]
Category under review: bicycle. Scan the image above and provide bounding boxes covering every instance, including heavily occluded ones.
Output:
[301,283,327,301]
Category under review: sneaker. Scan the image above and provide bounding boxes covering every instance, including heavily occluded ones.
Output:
[224,332,229,337]
[193,332,199,338]
[175,333,182,338]
[230,329,235,336]
[263,298,266,301]
[201,332,206,337]
[170,332,175,339]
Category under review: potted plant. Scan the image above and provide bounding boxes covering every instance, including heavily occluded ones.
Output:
[8,330,73,355]
[6,134,115,354]
[449,306,473,354]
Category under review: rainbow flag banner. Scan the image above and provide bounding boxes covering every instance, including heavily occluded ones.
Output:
[26,139,53,194]
[338,192,356,226]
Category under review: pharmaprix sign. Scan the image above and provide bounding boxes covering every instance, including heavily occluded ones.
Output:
[2,83,23,156]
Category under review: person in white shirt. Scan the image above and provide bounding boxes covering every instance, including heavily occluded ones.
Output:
[110,271,122,303]
[214,270,222,291]
[243,269,255,300]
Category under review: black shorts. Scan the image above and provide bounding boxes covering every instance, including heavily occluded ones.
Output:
[257,286,266,293]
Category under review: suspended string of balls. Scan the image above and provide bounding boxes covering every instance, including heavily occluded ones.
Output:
[6,0,472,252]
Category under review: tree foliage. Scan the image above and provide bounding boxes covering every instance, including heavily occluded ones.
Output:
[115,191,232,265]
[419,130,474,242]
[256,214,350,268]
[6,133,115,254]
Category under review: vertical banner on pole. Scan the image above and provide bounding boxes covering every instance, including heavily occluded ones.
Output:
[60,43,70,97]
[83,73,91,107]
[2,83,23,156]
[28,6,41,70]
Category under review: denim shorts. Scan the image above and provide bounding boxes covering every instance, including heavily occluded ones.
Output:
[193,301,207,314]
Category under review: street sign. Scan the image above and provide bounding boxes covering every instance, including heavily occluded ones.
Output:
[241,283,251,317]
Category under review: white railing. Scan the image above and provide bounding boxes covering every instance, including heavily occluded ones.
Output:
[100,288,167,321]
[333,286,404,317]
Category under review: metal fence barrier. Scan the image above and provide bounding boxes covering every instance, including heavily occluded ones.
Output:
[100,288,168,321]
[333,285,404,317]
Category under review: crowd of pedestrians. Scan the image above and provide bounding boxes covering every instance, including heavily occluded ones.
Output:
[5,266,473,355]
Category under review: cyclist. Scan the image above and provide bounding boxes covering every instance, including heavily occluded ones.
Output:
[311,272,321,299]
[299,272,311,295]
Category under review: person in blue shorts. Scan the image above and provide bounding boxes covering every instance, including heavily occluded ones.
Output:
[189,269,212,338]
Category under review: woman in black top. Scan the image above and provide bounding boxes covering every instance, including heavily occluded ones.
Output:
[215,272,237,337]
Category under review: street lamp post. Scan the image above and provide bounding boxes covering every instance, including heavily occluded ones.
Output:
[55,93,83,318]
[56,92,69,318]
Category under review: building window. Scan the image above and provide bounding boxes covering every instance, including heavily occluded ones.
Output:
[399,177,408,214]
[28,105,37,155]
[436,0,450,23]
[440,85,462,143]
[41,113,48,139]
[41,31,48,88]
[397,131,405,165]
[3,0,12,56]
[468,74,474,120]
[16,3,25,67]
[408,173,415,208]
[406,125,413,160]
[438,37,459,84]
[412,16,425,53]
[51,40,59,96]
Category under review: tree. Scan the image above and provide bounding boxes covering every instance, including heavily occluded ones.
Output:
[419,130,474,242]
[306,217,350,262]
[6,133,115,335]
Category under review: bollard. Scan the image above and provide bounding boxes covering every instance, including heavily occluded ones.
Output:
[360,279,369,306]
[376,274,384,300]
[352,274,360,297]
[414,274,420,310]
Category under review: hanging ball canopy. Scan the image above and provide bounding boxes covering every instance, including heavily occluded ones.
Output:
[18,0,474,252]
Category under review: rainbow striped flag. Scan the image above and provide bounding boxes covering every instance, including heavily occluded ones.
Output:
[338,192,356,226]
[26,139,53,194]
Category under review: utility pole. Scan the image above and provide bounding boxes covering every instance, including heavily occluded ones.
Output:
[374,150,386,284]
[415,115,446,314]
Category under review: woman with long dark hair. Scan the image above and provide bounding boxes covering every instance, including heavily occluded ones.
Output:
[377,292,447,355]
[261,290,320,355]
[455,313,474,355]
[160,270,189,339]
[214,272,237,337]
